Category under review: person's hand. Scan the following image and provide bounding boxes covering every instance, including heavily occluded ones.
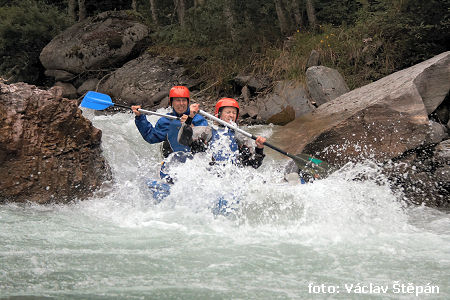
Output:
[131,105,141,116]
[180,114,188,123]
[189,103,200,118]
[255,136,266,148]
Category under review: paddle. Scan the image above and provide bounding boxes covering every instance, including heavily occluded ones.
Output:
[80,91,180,120]
[198,110,335,179]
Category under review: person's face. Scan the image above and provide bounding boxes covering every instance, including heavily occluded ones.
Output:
[219,107,238,123]
[172,97,188,115]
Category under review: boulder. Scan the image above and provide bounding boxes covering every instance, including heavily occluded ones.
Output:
[414,60,450,114]
[385,139,450,208]
[54,82,78,99]
[40,11,150,75]
[0,82,111,203]
[98,53,195,108]
[233,75,270,93]
[306,66,349,106]
[241,85,251,102]
[275,51,450,166]
[424,120,448,144]
[44,69,75,82]
[432,95,449,124]
[255,80,315,125]
[77,78,100,96]
[240,102,259,119]
[306,49,320,68]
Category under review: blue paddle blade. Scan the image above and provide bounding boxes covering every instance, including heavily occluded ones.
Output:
[80,91,114,110]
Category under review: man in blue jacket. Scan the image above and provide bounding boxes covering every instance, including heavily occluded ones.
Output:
[131,86,208,182]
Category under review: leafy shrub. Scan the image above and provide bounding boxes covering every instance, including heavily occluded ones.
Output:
[269,0,450,89]
[315,0,362,26]
[0,0,70,83]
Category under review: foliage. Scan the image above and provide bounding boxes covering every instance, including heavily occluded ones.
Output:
[268,0,450,89]
[0,0,70,83]
[153,0,280,48]
[315,0,362,26]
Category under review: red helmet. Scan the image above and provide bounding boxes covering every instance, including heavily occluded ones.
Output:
[169,86,190,105]
[215,98,240,120]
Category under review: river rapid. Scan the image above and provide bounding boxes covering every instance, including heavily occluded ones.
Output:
[1,110,449,299]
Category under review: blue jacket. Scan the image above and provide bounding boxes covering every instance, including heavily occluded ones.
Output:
[135,108,208,157]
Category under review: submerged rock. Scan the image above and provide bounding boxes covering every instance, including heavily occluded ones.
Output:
[0,81,111,203]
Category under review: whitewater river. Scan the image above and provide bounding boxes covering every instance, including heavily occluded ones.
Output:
[1,110,449,299]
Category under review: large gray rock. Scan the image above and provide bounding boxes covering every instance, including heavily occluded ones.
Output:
[40,11,150,75]
[414,61,450,114]
[306,66,349,106]
[433,96,449,124]
[424,120,448,144]
[44,69,75,82]
[276,51,450,165]
[98,53,195,108]
[0,82,111,203]
[53,82,78,99]
[306,49,320,68]
[234,75,269,93]
[274,52,450,207]
[77,78,100,96]
[254,80,315,125]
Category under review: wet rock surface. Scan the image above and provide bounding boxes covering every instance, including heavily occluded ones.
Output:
[0,81,111,203]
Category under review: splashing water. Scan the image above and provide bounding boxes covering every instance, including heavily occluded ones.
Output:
[1,110,449,299]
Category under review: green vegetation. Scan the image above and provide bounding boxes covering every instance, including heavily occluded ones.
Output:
[0,0,448,91]
[0,0,70,83]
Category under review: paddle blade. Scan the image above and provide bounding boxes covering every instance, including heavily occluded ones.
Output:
[80,91,114,110]
[291,153,335,179]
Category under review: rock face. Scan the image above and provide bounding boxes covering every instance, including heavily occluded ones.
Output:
[0,82,111,203]
[276,52,450,164]
[98,53,195,108]
[40,11,150,75]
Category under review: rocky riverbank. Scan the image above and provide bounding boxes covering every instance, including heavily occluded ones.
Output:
[1,10,448,207]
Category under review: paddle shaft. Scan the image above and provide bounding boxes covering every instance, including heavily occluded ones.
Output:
[198,110,302,161]
[113,103,179,120]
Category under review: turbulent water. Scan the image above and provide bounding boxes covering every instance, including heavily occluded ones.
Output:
[1,110,449,299]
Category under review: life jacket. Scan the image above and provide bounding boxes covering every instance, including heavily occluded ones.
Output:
[209,127,239,163]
